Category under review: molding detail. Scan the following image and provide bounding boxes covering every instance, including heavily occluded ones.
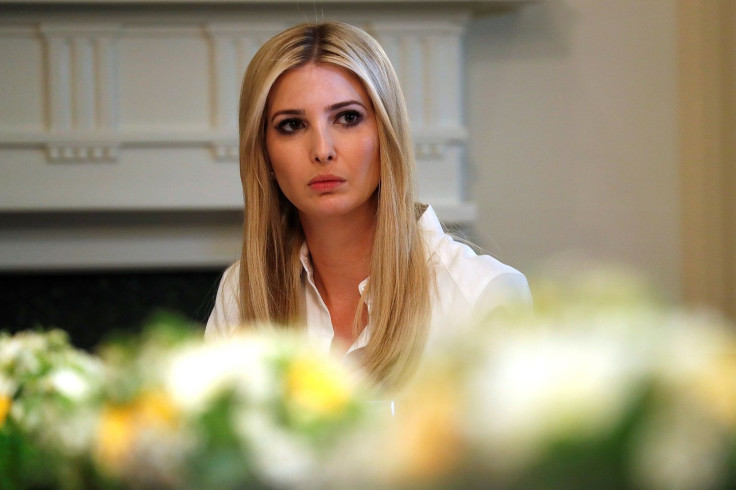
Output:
[40,23,121,162]
[370,20,466,135]
[211,140,239,161]
[415,142,446,160]
[46,142,119,162]
[205,23,286,132]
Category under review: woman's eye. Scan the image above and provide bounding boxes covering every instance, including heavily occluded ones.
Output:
[275,119,304,134]
[336,110,362,126]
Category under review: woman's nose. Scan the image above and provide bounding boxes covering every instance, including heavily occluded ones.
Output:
[311,125,335,163]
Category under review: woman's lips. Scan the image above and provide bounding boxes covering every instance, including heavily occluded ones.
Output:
[308,175,345,191]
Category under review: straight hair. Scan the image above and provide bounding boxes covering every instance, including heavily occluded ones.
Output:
[237,22,431,388]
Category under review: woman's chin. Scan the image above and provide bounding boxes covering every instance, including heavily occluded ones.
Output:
[298,199,375,222]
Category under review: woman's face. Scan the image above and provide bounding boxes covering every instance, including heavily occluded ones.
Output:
[265,62,380,222]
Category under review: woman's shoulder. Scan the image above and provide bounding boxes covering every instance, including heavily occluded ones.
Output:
[221,260,241,284]
[204,261,242,340]
[418,206,531,306]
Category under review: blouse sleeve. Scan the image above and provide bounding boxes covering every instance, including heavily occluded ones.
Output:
[473,271,532,316]
[204,262,241,340]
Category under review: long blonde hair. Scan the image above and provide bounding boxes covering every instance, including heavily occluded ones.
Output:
[237,22,431,387]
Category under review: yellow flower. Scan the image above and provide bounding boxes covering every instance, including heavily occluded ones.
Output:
[96,404,136,473]
[391,381,463,483]
[694,352,736,427]
[95,390,179,473]
[286,356,351,417]
[0,395,11,427]
[136,390,178,428]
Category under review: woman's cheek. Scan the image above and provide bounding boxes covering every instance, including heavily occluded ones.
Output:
[359,134,380,176]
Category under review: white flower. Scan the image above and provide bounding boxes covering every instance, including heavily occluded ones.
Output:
[469,328,643,470]
[126,422,196,489]
[631,401,728,490]
[0,338,23,369]
[653,311,733,387]
[165,336,276,413]
[49,408,100,455]
[0,374,16,397]
[48,368,91,401]
[234,409,317,488]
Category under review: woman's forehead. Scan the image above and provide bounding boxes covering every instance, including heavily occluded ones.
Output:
[266,62,370,113]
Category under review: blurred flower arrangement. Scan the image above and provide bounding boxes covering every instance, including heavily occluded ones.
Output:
[3,266,736,490]
[0,328,104,489]
[1,314,370,490]
[332,264,736,490]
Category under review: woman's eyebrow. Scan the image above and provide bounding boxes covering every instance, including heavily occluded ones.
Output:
[270,100,365,123]
[325,100,365,112]
[270,109,305,123]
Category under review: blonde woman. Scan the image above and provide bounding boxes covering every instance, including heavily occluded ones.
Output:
[206,22,531,388]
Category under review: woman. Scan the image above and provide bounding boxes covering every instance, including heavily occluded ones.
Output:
[206,22,531,388]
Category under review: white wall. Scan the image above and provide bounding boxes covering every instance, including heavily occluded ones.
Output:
[466,0,681,297]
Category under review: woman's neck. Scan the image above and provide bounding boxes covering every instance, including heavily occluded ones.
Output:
[299,204,377,349]
[300,206,376,290]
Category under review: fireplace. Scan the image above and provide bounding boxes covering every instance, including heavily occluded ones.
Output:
[0,0,529,346]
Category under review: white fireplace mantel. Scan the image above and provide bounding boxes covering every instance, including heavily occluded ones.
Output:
[0,0,530,270]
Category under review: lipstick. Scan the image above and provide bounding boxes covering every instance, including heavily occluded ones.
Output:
[308,174,345,191]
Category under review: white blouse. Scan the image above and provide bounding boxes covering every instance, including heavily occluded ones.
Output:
[205,206,532,354]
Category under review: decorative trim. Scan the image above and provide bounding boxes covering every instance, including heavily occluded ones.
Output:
[41,22,121,138]
[0,131,462,163]
[370,20,465,131]
[205,23,286,132]
[121,25,206,37]
[40,23,123,37]
[0,25,38,37]
[46,35,72,131]
[368,19,468,36]
[210,140,239,161]
[415,142,446,160]
[46,142,119,162]
[204,22,286,37]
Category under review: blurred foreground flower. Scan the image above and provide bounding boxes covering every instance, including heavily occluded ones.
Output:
[92,314,371,489]
[4,267,736,490]
[1,314,371,489]
[0,329,104,489]
[329,265,736,490]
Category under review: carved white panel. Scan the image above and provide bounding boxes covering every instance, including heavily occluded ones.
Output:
[41,24,121,131]
[369,20,469,215]
[0,26,44,131]
[205,22,287,160]
[117,27,209,130]
[370,21,466,131]
[35,24,123,163]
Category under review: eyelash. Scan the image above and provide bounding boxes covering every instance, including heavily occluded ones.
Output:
[275,119,305,134]
[274,110,364,135]
[335,110,362,127]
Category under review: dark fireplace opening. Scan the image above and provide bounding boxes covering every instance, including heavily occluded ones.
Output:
[1,268,224,350]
